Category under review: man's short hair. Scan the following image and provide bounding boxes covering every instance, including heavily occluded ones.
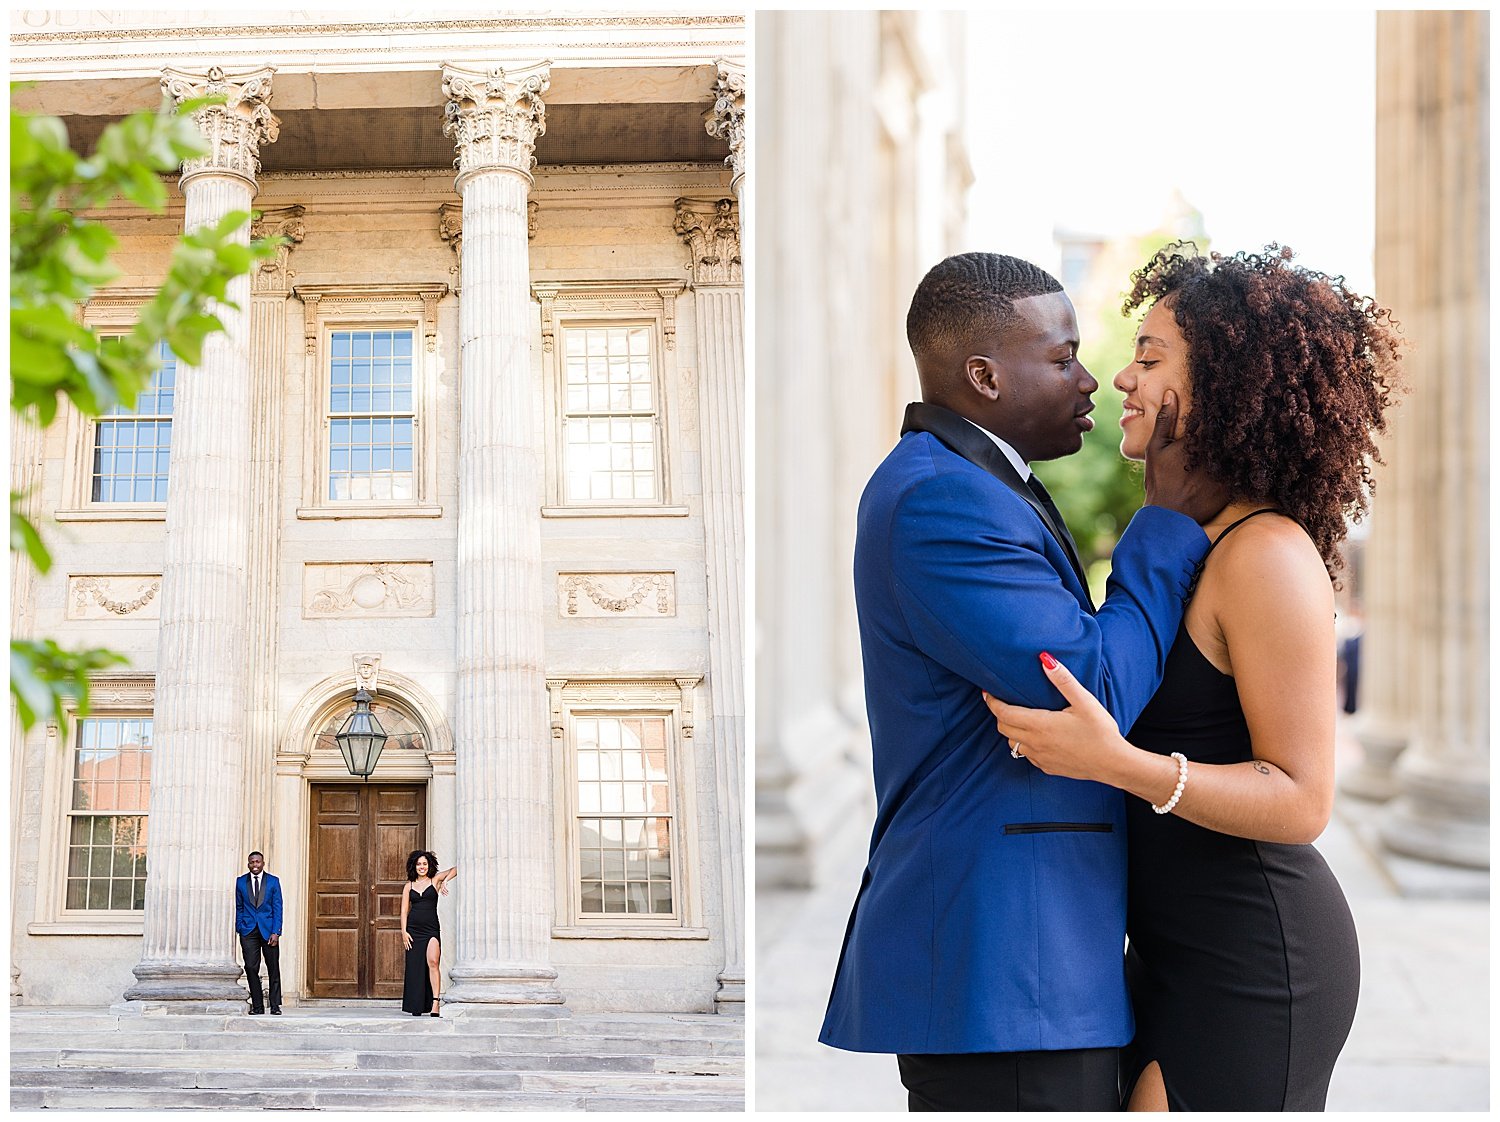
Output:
[906,252,1063,360]
[248,851,264,860]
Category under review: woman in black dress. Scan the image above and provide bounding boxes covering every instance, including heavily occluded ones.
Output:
[985,244,1403,1110]
[400,850,458,1016]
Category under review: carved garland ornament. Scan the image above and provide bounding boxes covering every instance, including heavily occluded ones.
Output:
[561,573,673,616]
[160,65,280,185]
[441,63,551,184]
[72,577,160,616]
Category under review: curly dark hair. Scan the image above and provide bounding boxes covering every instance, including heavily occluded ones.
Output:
[906,252,1062,362]
[1124,242,1404,583]
[406,850,439,882]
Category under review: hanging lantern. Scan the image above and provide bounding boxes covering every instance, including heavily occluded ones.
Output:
[334,689,388,779]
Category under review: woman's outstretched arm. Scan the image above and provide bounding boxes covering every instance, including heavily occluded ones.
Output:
[986,520,1336,845]
[434,864,458,889]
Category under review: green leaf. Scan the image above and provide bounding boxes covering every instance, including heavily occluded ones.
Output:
[10,496,52,573]
[9,639,129,734]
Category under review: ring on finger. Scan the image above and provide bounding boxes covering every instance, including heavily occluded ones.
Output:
[1010,742,1025,760]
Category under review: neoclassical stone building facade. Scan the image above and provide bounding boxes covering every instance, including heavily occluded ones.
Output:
[10,12,745,1015]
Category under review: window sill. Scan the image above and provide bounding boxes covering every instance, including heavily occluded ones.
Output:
[296,504,443,521]
[54,508,166,523]
[542,505,690,519]
[29,919,144,936]
[552,924,708,940]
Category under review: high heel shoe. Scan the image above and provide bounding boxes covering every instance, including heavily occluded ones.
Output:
[431,1001,441,1018]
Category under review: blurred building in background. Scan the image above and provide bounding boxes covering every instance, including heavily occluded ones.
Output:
[756,11,971,889]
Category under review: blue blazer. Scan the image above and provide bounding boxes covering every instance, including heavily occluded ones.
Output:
[819,404,1209,1055]
[235,872,282,940]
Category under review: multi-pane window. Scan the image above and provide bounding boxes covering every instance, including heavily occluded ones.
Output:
[328,329,416,502]
[91,340,175,503]
[66,717,152,912]
[574,715,674,916]
[561,326,659,503]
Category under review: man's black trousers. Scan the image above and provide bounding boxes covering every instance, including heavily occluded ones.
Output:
[239,931,281,1012]
[897,1047,1120,1111]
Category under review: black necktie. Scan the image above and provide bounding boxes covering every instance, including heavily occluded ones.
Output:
[252,875,262,906]
[1026,474,1086,583]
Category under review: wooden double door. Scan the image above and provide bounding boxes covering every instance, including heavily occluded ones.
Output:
[308,784,425,999]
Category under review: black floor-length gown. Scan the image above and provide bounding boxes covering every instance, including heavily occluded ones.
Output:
[401,884,441,1015]
[1122,511,1361,1111]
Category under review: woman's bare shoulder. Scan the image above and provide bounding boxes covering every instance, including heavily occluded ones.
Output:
[1209,512,1333,628]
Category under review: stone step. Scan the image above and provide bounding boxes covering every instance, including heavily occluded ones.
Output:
[10,1008,744,1111]
[12,1010,743,1040]
[11,1066,745,1095]
[13,1048,743,1076]
[11,1085,741,1111]
[8,1032,741,1056]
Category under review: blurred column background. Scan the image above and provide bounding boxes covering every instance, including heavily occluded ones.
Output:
[755,11,972,891]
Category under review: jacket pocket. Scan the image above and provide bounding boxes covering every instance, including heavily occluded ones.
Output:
[1003,822,1113,835]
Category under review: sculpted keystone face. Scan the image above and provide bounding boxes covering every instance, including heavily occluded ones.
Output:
[1114,299,1193,462]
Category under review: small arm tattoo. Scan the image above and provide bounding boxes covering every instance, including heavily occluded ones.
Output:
[1251,761,1272,776]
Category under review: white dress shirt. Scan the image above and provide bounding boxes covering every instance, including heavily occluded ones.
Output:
[963,418,1031,481]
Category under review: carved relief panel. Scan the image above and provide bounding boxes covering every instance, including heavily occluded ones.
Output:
[302,562,435,618]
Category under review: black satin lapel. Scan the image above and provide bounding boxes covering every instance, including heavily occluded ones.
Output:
[902,402,1091,597]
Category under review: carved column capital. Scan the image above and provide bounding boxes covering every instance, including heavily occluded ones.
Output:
[675,198,742,286]
[249,204,305,294]
[705,59,746,190]
[441,62,551,189]
[160,65,279,190]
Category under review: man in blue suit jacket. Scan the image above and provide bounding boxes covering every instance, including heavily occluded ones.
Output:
[235,850,283,1015]
[820,254,1225,1110]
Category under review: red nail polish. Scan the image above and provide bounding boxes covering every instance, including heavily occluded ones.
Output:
[1040,652,1059,670]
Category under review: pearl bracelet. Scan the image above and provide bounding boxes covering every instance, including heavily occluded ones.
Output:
[1151,752,1189,815]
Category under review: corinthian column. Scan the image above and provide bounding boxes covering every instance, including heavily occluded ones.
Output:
[675,198,745,1011]
[440,61,563,1007]
[1373,11,1489,868]
[126,66,278,1005]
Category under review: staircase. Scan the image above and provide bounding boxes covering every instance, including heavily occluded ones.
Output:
[10,1004,744,1111]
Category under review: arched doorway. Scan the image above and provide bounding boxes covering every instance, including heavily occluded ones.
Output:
[304,694,430,999]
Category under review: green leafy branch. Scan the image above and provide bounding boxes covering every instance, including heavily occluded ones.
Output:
[10,90,280,731]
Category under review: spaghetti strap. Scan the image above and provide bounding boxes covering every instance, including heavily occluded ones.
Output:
[1186,508,1282,596]
[1207,507,1283,553]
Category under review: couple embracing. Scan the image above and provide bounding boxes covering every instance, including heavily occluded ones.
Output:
[821,247,1402,1111]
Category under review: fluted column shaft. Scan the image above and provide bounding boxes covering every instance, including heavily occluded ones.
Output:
[1345,23,1419,800]
[128,172,256,1001]
[11,414,44,1002]
[1374,11,1489,867]
[245,208,303,862]
[129,66,277,1004]
[696,284,745,1007]
[442,62,562,1005]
